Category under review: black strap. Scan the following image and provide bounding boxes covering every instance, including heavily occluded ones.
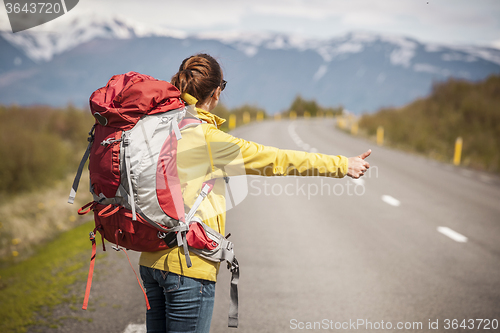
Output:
[162,232,178,248]
[68,125,95,204]
[228,258,239,328]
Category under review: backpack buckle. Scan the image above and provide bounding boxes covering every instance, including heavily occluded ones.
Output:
[200,183,212,198]
[227,258,239,273]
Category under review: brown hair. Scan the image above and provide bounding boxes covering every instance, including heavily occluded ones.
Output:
[171,54,223,104]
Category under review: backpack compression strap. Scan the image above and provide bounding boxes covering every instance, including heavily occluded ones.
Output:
[68,126,95,204]
[123,131,137,220]
[82,229,151,312]
[82,231,96,310]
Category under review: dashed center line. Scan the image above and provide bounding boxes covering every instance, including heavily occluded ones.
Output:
[382,195,400,207]
[288,122,400,209]
[288,122,317,153]
[288,121,366,187]
[437,226,468,243]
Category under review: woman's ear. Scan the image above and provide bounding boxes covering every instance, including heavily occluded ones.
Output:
[213,86,221,102]
[206,86,221,111]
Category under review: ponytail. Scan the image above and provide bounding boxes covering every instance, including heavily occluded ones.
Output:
[171,54,223,104]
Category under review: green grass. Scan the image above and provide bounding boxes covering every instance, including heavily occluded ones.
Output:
[0,219,102,333]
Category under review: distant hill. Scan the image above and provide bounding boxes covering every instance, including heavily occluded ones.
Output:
[1,16,500,113]
[359,75,500,173]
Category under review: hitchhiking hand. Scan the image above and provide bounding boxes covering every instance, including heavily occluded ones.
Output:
[347,149,371,179]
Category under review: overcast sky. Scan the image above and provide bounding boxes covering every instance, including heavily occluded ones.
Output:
[1,0,500,48]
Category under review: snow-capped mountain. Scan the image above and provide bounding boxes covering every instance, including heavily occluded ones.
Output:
[1,17,500,113]
[1,16,187,62]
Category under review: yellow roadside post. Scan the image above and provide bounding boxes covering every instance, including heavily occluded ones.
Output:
[377,126,384,146]
[351,122,358,135]
[454,137,463,166]
[303,111,310,119]
[256,111,264,122]
[228,114,236,130]
[289,110,297,120]
[243,111,250,124]
[338,117,346,129]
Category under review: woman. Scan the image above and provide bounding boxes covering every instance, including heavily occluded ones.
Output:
[139,53,371,333]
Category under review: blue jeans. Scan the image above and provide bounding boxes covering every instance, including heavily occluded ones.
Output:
[139,266,216,333]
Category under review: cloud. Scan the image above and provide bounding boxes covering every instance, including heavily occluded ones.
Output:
[341,12,399,27]
[0,0,498,48]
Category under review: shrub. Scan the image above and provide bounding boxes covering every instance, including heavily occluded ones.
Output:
[0,105,94,196]
[359,75,500,172]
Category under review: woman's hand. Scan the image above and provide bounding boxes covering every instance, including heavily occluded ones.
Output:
[347,149,371,178]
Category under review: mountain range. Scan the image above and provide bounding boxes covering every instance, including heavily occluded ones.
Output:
[1,16,500,114]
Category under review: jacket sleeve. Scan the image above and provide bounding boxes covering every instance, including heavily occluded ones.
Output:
[203,125,348,178]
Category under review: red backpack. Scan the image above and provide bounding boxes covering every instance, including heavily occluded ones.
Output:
[69,72,239,327]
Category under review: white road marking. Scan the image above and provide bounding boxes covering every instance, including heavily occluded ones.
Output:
[382,195,400,207]
[288,122,317,153]
[61,0,68,13]
[123,323,146,333]
[437,226,468,243]
[351,178,365,186]
[288,122,369,187]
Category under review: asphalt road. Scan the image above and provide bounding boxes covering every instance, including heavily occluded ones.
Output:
[211,119,500,332]
[38,119,500,333]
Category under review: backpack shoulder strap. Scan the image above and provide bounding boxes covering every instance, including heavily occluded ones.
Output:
[179,117,204,130]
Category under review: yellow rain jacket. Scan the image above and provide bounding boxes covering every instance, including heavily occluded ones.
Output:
[139,93,348,282]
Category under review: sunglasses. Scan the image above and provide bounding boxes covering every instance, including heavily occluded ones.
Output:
[211,80,227,97]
